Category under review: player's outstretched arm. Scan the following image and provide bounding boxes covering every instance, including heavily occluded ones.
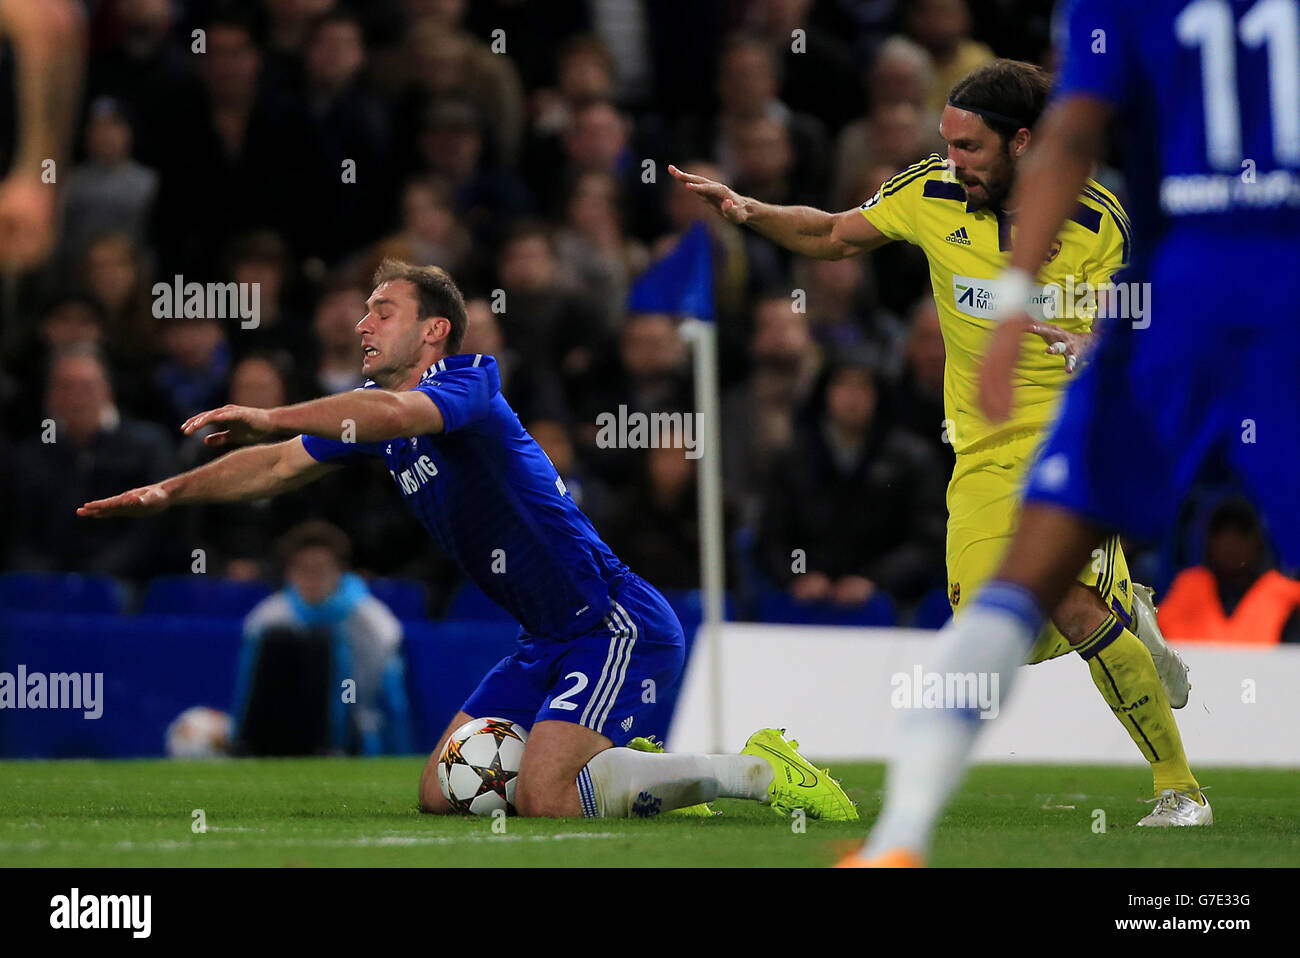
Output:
[181,388,445,449]
[77,437,337,519]
[667,164,888,260]
[979,95,1112,422]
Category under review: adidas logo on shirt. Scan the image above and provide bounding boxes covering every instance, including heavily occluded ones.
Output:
[945,226,972,245]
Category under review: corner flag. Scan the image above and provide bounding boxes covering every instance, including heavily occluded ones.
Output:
[627,221,714,321]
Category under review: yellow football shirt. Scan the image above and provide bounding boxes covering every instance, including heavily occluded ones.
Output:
[860,153,1131,456]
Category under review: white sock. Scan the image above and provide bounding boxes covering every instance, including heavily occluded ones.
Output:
[579,749,772,818]
[863,584,1042,857]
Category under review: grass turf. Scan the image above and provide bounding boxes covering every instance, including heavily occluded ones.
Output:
[1,758,1296,867]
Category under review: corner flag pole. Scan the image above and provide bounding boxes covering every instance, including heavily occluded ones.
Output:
[680,317,726,754]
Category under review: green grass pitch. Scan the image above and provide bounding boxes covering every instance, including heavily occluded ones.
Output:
[2,758,1296,867]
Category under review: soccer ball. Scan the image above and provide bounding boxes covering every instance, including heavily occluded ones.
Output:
[438,717,528,816]
[165,706,231,758]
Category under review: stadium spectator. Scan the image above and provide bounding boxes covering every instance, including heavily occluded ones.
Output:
[410,96,533,252]
[149,315,230,426]
[730,114,819,210]
[149,13,309,275]
[886,297,954,477]
[603,445,708,592]
[833,98,937,210]
[555,99,667,241]
[1157,499,1300,645]
[756,350,947,604]
[227,230,303,359]
[293,8,395,266]
[792,255,896,354]
[80,231,158,381]
[180,350,298,578]
[236,520,413,756]
[864,34,937,112]
[396,14,525,168]
[460,295,568,425]
[720,295,822,527]
[57,96,159,276]
[262,0,334,86]
[180,350,295,469]
[83,0,191,168]
[554,170,650,329]
[705,34,828,209]
[494,221,607,402]
[527,34,617,144]
[310,278,368,396]
[902,0,995,117]
[743,0,864,129]
[2,295,106,439]
[397,177,472,274]
[573,311,692,486]
[10,347,178,580]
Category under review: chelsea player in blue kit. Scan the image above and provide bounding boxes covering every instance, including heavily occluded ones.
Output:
[844,0,1300,866]
[79,259,857,822]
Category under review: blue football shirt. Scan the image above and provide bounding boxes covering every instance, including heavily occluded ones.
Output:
[1053,0,1300,278]
[300,354,629,638]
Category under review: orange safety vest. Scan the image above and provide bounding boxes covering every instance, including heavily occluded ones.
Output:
[1158,567,1300,645]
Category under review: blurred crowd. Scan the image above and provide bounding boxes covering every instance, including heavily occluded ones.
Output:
[1,0,1254,624]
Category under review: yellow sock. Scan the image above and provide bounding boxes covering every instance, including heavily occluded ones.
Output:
[1075,614,1201,797]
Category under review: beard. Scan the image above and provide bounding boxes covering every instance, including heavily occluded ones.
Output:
[964,153,1016,211]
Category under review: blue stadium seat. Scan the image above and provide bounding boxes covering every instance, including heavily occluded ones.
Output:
[756,589,897,627]
[443,582,516,624]
[660,588,737,635]
[140,576,272,618]
[368,577,428,620]
[0,572,126,615]
[912,586,953,630]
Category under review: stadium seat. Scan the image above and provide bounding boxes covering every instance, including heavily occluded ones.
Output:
[140,576,272,618]
[756,590,897,627]
[0,572,126,615]
[443,582,516,624]
[912,586,953,630]
[367,577,428,620]
[661,588,737,635]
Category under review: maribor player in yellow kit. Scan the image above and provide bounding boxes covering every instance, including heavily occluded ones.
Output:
[671,59,1209,826]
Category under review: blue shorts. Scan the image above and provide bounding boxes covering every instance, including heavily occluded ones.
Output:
[461,574,686,746]
[1024,233,1300,565]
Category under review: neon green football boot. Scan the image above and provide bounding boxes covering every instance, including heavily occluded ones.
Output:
[626,735,721,817]
[741,728,859,821]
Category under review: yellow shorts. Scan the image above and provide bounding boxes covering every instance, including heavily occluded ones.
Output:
[946,429,1134,664]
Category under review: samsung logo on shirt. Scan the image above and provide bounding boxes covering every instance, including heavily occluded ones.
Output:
[391,455,439,495]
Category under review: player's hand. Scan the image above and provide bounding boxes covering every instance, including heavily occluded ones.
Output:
[77,482,170,518]
[979,313,1035,423]
[182,405,277,446]
[1028,321,1094,374]
[668,164,751,224]
[0,175,56,270]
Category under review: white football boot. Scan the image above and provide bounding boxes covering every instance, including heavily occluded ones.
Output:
[1136,788,1213,827]
[1130,583,1190,709]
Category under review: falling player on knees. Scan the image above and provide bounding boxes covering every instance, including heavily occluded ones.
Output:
[78,259,857,823]
[671,58,1200,834]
